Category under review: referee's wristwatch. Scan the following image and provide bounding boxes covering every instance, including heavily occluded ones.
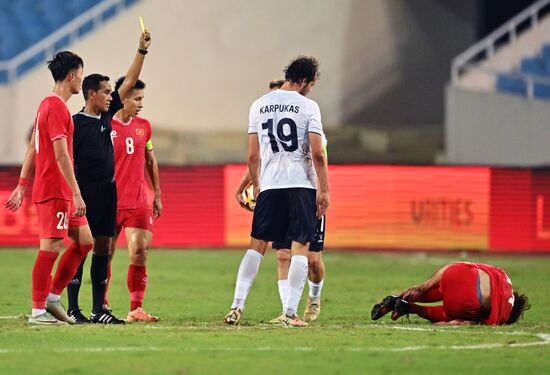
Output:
[138,48,148,55]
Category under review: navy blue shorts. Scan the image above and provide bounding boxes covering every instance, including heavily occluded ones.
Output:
[251,188,317,244]
[80,179,117,237]
[272,215,325,252]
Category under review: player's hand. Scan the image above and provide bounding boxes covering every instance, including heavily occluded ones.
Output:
[316,191,329,218]
[153,196,163,219]
[73,192,86,217]
[139,31,151,50]
[253,184,261,201]
[3,186,26,212]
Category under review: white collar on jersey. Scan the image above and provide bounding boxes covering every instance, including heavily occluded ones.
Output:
[113,115,133,126]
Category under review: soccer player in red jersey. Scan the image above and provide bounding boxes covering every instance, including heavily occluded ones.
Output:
[3,52,94,325]
[371,262,530,325]
[105,77,162,322]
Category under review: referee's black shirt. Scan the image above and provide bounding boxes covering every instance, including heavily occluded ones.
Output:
[73,91,124,183]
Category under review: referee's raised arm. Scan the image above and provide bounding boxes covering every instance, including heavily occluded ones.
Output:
[118,31,152,101]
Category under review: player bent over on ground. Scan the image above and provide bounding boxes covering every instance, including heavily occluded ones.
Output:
[371,262,530,325]
[224,56,329,327]
[4,52,94,325]
[102,76,162,322]
[66,31,152,324]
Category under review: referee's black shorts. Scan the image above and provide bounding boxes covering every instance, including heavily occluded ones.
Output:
[80,178,117,237]
[272,215,326,252]
[251,187,317,244]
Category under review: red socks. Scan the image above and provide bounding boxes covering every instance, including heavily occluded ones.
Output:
[416,286,443,303]
[50,243,93,295]
[128,264,147,311]
[409,304,448,322]
[32,250,59,309]
[104,263,112,306]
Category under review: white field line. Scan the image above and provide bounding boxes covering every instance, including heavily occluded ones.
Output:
[0,316,20,319]
[0,333,548,354]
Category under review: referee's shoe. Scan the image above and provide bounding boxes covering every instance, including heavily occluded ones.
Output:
[90,308,126,324]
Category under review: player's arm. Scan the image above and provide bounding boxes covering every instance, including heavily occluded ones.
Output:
[247,133,261,199]
[145,147,163,219]
[52,138,86,217]
[309,133,329,218]
[400,264,452,302]
[235,170,253,211]
[3,135,36,212]
[118,31,152,101]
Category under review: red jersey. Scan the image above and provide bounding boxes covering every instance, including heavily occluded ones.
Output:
[112,116,152,209]
[476,263,514,325]
[32,93,74,203]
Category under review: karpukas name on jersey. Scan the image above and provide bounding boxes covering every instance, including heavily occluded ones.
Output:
[259,104,300,114]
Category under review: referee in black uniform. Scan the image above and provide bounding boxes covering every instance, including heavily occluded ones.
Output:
[67,31,152,324]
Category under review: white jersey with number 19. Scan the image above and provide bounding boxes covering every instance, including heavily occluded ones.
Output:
[248,89,324,192]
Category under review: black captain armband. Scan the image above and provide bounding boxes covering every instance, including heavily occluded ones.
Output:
[138,48,148,55]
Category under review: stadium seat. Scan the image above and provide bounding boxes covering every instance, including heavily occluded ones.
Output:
[520,57,547,77]
[496,45,550,101]
[534,83,550,99]
[496,74,527,96]
[0,0,141,83]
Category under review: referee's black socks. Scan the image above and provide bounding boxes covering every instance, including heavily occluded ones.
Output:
[67,257,86,312]
[91,254,109,314]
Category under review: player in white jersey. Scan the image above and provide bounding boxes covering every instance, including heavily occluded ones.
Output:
[224,56,330,327]
[235,80,328,324]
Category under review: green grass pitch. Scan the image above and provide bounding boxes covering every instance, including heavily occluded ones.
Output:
[0,249,549,374]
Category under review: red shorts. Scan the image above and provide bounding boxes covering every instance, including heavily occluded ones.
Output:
[116,207,153,233]
[35,199,88,239]
[440,262,481,321]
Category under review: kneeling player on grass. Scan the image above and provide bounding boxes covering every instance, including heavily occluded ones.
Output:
[371,262,530,325]
[104,76,162,322]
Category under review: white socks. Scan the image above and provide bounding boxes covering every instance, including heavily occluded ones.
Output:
[308,279,324,299]
[285,255,308,317]
[231,249,263,310]
[32,308,46,317]
[47,293,60,302]
[277,279,289,312]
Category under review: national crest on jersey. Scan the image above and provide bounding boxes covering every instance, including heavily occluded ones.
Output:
[248,90,324,191]
[112,116,152,209]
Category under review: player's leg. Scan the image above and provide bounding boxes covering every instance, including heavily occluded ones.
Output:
[224,237,269,324]
[48,221,93,324]
[393,301,448,322]
[224,189,286,325]
[104,218,123,309]
[30,238,64,324]
[284,240,310,326]
[87,180,124,324]
[268,244,290,324]
[304,251,324,322]
[282,188,318,327]
[125,226,159,322]
[304,215,326,322]
[30,199,72,325]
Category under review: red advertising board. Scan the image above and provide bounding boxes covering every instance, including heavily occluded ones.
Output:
[1,165,550,252]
